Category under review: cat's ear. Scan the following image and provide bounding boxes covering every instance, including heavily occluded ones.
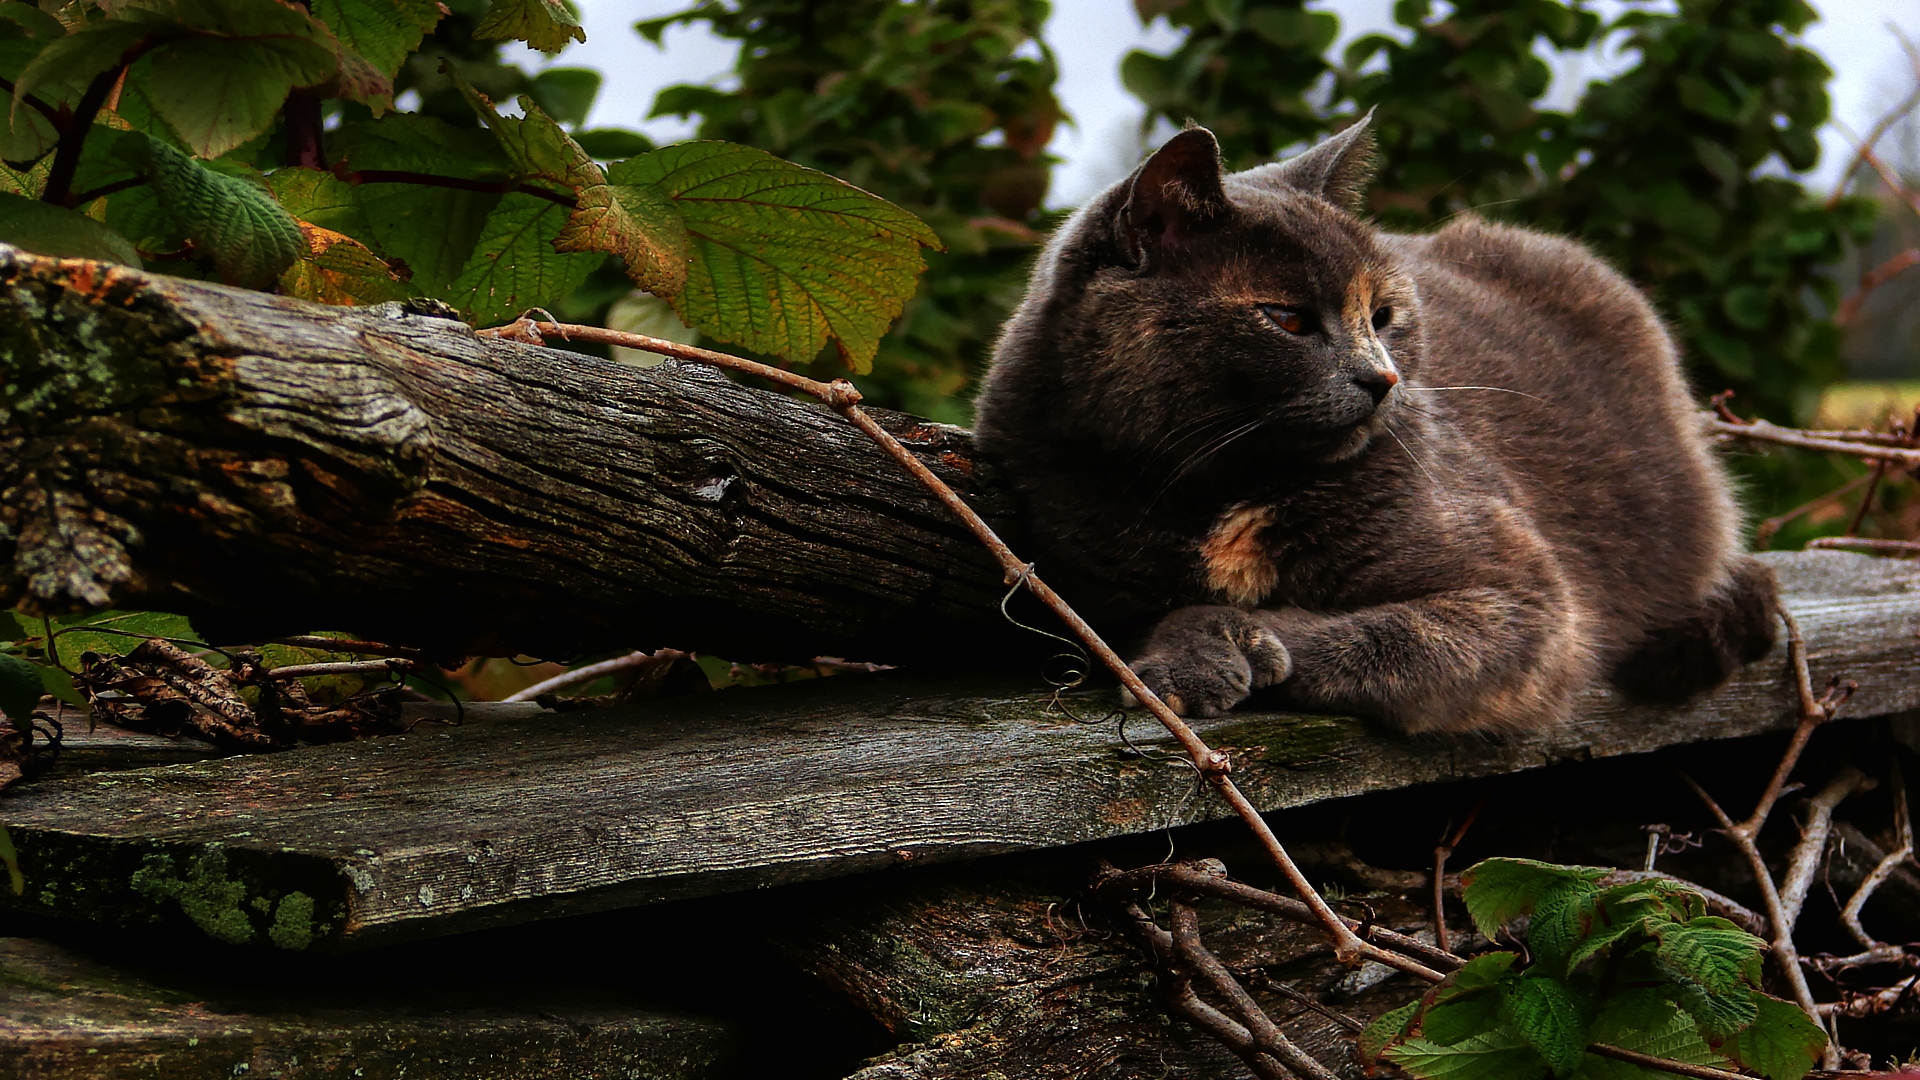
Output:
[1119,127,1229,260]
[1253,109,1377,213]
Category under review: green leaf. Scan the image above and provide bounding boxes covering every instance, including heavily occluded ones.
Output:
[144,37,338,158]
[1724,993,1826,1080]
[47,609,196,669]
[0,6,69,159]
[1362,998,1421,1062]
[269,167,371,238]
[1386,1027,1551,1080]
[0,652,39,729]
[529,66,600,127]
[0,193,142,266]
[1654,917,1764,997]
[1527,880,1601,977]
[14,21,153,124]
[1502,977,1588,1077]
[612,141,944,371]
[1574,990,1731,1080]
[1461,859,1610,941]
[444,190,600,327]
[473,0,583,54]
[310,0,441,78]
[259,637,369,701]
[573,128,653,160]
[130,136,303,287]
[1423,988,1506,1047]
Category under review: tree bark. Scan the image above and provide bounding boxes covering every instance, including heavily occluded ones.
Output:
[0,246,1026,664]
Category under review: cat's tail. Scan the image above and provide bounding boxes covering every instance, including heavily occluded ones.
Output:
[1608,556,1779,705]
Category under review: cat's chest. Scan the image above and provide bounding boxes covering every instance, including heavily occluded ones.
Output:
[1193,491,1414,608]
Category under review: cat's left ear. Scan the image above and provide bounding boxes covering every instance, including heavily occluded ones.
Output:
[1247,109,1378,213]
[1120,127,1229,261]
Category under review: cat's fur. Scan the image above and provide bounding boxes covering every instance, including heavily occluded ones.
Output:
[971,120,1776,734]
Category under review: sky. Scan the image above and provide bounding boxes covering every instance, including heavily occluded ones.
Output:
[518,0,1920,208]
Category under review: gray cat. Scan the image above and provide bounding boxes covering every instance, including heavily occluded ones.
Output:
[971,119,1775,734]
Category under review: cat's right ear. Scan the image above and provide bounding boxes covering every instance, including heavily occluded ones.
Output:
[1119,127,1228,263]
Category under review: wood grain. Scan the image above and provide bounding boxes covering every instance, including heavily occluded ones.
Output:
[3,551,1915,951]
[0,245,1022,664]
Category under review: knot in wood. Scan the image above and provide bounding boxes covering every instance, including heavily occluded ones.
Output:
[824,380,863,410]
[1202,750,1232,777]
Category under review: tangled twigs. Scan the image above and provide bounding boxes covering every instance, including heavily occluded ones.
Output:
[1677,606,1861,1061]
[1833,764,1915,971]
[1705,414,1920,470]
[482,317,1421,975]
[1169,898,1342,1080]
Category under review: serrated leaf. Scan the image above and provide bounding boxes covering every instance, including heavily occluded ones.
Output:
[1586,989,1728,1067]
[132,135,303,287]
[144,36,339,158]
[1386,1027,1551,1080]
[310,0,440,78]
[1502,977,1589,1077]
[612,141,943,371]
[0,193,142,265]
[1423,988,1506,1047]
[0,6,69,159]
[280,222,412,305]
[1664,977,1758,1040]
[1528,880,1600,977]
[1654,917,1765,996]
[1461,859,1610,941]
[1724,993,1825,1080]
[444,190,599,326]
[268,167,370,238]
[0,652,39,729]
[1361,999,1421,1062]
[332,111,507,178]
[573,128,653,159]
[472,0,583,53]
[1565,906,1655,972]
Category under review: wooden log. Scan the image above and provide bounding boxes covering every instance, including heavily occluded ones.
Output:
[3,550,1916,951]
[0,245,1020,664]
[0,935,740,1079]
[768,860,1429,1079]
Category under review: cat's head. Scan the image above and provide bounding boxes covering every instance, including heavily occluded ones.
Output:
[983,114,1419,473]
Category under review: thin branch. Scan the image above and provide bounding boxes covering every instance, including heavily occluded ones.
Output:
[1707,416,1920,470]
[70,175,147,207]
[503,650,664,702]
[1843,461,1890,536]
[1841,764,1912,956]
[1756,472,1876,547]
[1827,38,1920,209]
[263,658,414,679]
[1818,975,1920,1018]
[1432,794,1485,954]
[1859,143,1920,218]
[480,317,1424,976]
[1807,537,1920,556]
[1170,900,1341,1080]
[1111,900,1293,1080]
[1585,1043,1750,1080]
[266,636,427,662]
[1836,248,1920,326]
[1239,969,1365,1032]
[42,65,123,208]
[1779,768,1873,930]
[343,169,579,209]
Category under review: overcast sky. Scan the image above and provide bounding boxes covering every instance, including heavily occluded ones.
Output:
[520,0,1920,208]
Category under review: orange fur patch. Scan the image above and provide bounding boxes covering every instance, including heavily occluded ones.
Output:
[1201,504,1278,606]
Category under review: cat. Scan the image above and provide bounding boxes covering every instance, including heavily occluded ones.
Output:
[970,117,1777,734]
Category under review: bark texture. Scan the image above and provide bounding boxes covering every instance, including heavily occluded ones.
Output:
[0,246,1022,664]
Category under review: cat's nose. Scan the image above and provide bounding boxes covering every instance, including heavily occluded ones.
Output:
[1353,368,1399,405]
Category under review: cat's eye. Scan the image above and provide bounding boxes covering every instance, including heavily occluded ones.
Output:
[1259,305,1311,335]
[1372,306,1393,331]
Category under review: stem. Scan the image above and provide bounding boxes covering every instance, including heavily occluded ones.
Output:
[0,75,64,130]
[503,650,666,702]
[1585,1043,1747,1080]
[343,169,578,209]
[42,64,124,208]
[478,317,1418,974]
[1707,416,1920,470]
[70,175,147,206]
[283,87,326,169]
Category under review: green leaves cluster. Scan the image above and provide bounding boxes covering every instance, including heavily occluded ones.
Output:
[0,0,942,371]
[1124,0,1876,436]
[643,0,1063,421]
[1363,858,1826,1080]
[0,608,197,733]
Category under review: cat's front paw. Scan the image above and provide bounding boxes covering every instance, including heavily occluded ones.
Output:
[1126,606,1293,717]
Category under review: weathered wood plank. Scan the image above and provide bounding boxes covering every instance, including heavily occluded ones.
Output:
[2,551,1915,951]
[0,936,739,1079]
[0,245,1020,664]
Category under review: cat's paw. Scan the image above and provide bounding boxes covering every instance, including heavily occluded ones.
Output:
[1126,606,1293,717]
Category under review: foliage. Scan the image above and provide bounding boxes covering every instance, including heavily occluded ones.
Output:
[1363,858,1826,1080]
[639,0,1063,423]
[0,0,940,370]
[1124,0,1877,438]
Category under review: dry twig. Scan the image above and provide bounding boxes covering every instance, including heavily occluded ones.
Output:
[1706,415,1920,470]
[1431,795,1485,953]
[480,317,1433,977]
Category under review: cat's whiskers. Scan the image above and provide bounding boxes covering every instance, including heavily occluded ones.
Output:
[1133,417,1269,523]
[1136,407,1262,470]
[1385,421,1439,485]
[1401,385,1545,401]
